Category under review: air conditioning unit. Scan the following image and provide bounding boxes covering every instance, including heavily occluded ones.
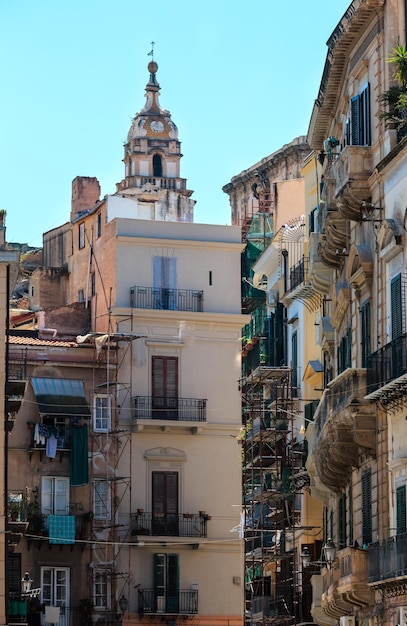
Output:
[398,606,407,626]
[340,617,355,626]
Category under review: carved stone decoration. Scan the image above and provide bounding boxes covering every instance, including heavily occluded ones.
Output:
[346,244,374,293]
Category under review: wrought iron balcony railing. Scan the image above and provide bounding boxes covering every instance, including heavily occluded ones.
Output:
[131,512,208,537]
[367,333,407,394]
[368,533,407,582]
[130,286,203,312]
[137,589,198,615]
[289,256,307,291]
[133,396,207,421]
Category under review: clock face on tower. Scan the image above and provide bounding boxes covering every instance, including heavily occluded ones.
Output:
[150,121,164,133]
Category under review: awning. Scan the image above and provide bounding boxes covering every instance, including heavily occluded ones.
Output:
[31,377,91,418]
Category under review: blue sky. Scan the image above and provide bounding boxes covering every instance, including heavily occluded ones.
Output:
[1,1,350,248]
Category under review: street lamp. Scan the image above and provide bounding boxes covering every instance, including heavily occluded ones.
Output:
[323,538,337,568]
[301,539,337,570]
[118,595,128,614]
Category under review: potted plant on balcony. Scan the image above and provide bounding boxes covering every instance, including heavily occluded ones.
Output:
[379,44,407,138]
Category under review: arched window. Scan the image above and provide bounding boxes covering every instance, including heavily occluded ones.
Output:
[153,154,163,177]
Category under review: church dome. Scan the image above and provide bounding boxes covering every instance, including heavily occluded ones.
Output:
[127,61,178,142]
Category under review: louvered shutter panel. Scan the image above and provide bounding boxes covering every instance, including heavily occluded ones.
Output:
[362,470,372,544]
[391,274,403,339]
[166,554,179,612]
[361,301,371,368]
[362,83,371,145]
[351,96,361,145]
[152,473,165,515]
[338,493,346,549]
[396,485,406,534]
[274,303,285,365]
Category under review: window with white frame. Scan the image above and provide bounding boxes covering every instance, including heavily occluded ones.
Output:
[93,479,111,520]
[93,395,111,432]
[93,569,111,609]
[41,477,69,516]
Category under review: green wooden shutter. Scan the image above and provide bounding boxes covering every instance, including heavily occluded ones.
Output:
[351,96,361,145]
[362,470,372,545]
[396,485,407,534]
[360,301,371,368]
[338,493,346,549]
[348,482,354,545]
[362,83,371,146]
[391,274,403,339]
[292,331,298,397]
[166,554,179,612]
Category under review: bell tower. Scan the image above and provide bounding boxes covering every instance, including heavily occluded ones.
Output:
[116,60,195,222]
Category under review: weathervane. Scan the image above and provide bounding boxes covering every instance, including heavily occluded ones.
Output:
[148,41,155,60]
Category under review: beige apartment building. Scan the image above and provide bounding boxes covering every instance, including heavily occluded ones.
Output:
[5,59,246,626]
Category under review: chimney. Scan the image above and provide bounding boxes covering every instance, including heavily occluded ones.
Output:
[71,177,100,220]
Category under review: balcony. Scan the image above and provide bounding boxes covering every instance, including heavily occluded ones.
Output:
[130,286,203,312]
[133,396,207,422]
[27,420,73,459]
[368,533,407,588]
[310,369,376,492]
[284,256,321,307]
[137,588,198,616]
[336,547,373,608]
[131,512,208,537]
[332,146,373,221]
[366,334,407,406]
[117,175,188,193]
[321,564,351,620]
[308,233,333,295]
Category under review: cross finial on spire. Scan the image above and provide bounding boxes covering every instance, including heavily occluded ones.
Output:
[148,41,155,60]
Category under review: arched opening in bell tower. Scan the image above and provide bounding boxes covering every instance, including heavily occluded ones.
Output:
[153,154,163,177]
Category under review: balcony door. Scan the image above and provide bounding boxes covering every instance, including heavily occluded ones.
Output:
[152,356,178,419]
[152,471,178,536]
[153,554,179,613]
[153,256,177,309]
[41,567,69,626]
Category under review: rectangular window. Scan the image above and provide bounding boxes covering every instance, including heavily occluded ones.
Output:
[338,326,351,373]
[8,553,21,597]
[78,289,85,303]
[79,223,85,249]
[41,567,69,610]
[93,395,111,432]
[350,83,371,146]
[362,469,372,545]
[360,300,371,368]
[152,471,179,535]
[396,484,407,535]
[152,356,178,419]
[93,569,110,609]
[96,213,102,239]
[93,479,111,520]
[153,554,179,613]
[91,272,96,297]
[41,477,69,516]
[153,256,177,309]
